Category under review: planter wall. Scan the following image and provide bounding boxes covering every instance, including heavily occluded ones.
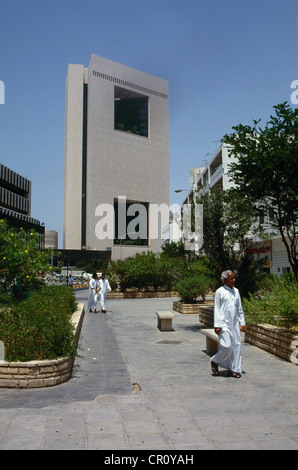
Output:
[0,303,85,389]
[198,306,214,326]
[173,301,200,314]
[108,291,178,299]
[173,300,214,315]
[245,323,298,364]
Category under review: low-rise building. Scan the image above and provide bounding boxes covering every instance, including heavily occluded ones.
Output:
[179,144,294,275]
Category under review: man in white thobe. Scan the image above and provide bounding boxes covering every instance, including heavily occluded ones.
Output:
[87,273,101,312]
[211,270,246,378]
[99,273,111,313]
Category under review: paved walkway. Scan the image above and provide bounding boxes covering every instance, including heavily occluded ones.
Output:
[0,292,297,450]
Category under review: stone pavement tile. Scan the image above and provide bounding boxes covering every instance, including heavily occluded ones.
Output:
[123,418,162,435]
[202,426,251,445]
[1,423,46,450]
[165,428,211,447]
[156,409,203,433]
[1,437,44,450]
[87,420,125,436]
[0,409,16,425]
[85,403,121,423]
[241,424,293,442]
[42,432,86,450]
[120,407,159,422]
[8,408,50,427]
[172,442,216,450]
[86,431,128,450]
[256,438,298,450]
[0,426,7,441]
[126,430,171,449]
[214,440,260,450]
[266,411,298,426]
[195,414,239,430]
[246,397,294,416]
[223,408,269,427]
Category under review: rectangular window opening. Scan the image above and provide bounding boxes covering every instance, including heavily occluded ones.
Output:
[114,199,149,246]
[114,86,149,137]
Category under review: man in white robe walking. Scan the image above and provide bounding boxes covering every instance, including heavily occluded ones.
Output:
[88,273,101,312]
[99,273,111,313]
[211,270,246,378]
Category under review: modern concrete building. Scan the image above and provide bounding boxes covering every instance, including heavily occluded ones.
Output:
[64,54,169,259]
[0,163,44,247]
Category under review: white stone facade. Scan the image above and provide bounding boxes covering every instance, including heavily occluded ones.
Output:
[64,55,169,259]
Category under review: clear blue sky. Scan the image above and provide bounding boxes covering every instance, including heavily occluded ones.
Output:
[1,0,297,247]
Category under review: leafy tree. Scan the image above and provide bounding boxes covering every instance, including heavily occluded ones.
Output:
[196,187,255,291]
[0,219,52,300]
[222,102,298,279]
[161,240,186,258]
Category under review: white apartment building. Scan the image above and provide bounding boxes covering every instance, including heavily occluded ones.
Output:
[180,143,293,275]
[64,54,169,259]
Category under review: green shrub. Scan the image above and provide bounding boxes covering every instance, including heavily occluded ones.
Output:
[0,219,53,301]
[175,274,211,303]
[0,285,78,362]
[243,273,298,330]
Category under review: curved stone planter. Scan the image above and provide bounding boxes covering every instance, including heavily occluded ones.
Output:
[0,303,85,389]
[245,323,298,364]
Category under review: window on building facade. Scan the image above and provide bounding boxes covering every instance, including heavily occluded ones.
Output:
[114,199,149,246]
[114,86,149,137]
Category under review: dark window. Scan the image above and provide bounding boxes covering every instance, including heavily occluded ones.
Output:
[114,86,148,137]
[114,199,149,246]
[81,83,88,248]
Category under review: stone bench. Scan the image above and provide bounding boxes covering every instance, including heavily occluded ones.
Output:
[201,329,219,354]
[156,311,174,331]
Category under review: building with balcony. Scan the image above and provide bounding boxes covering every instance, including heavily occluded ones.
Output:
[64,54,169,260]
[179,144,293,275]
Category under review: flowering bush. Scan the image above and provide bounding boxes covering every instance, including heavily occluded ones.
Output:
[0,219,52,300]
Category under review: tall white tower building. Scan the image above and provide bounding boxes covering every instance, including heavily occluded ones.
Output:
[64,54,169,259]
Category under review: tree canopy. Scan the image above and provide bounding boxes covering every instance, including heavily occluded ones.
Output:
[222,102,298,279]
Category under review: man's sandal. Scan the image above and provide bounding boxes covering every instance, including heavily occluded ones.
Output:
[211,361,219,376]
[227,369,241,378]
